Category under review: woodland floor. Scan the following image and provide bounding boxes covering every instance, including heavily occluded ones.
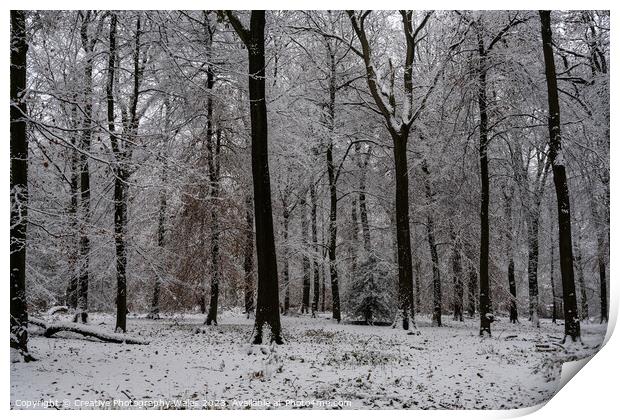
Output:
[10,310,607,410]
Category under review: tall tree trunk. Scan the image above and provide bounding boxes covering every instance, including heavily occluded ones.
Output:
[504,187,518,323]
[325,47,341,323]
[66,97,80,310]
[149,98,170,320]
[204,16,221,327]
[477,29,492,336]
[589,197,608,323]
[229,11,283,344]
[550,238,557,323]
[281,208,290,315]
[467,263,477,318]
[450,225,464,322]
[356,143,372,253]
[205,133,221,325]
[392,135,416,330]
[301,192,311,313]
[526,211,541,327]
[243,193,255,318]
[422,160,441,326]
[310,182,320,316]
[106,13,129,333]
[10,10,33,361]
[539,10,580,342]
[575,233,589,321]
[350,196,359,280]
[75,12,95,324]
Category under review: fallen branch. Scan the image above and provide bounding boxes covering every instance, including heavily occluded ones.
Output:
[29,318,149,345]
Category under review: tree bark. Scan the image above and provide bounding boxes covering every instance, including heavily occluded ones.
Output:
[66,97,80,310]
[75,12,96,324]
[550,238,557,323]
[301,191,311,313]
[243,193,255,318]
[450,225,464,322]
[310,182,320,316]
[226,11,282,344]
[325,45,341,323]
[575,233,589,321]
[476,26,492,336]
[539,10,581,342]
[10,10,33,361]
[281,207,290,315]
[422,160,441,326]
[503,187,518,323]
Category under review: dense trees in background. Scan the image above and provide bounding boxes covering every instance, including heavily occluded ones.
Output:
[10,10,608,351]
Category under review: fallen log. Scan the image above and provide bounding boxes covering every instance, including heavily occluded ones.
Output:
[29,318,149,345]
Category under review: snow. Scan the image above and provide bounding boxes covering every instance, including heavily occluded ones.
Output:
[10,311,606,410]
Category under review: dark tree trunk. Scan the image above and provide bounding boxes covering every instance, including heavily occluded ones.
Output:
[477,30,492,336]
[204,18,221,327]
[281,208,290,315]
[393,135,416,330]
[575,235,589,321]
[450,225,464,322]
[526,212,541,327]
[504,187,518,323]
[106,13,129,333]
[243,194,255,318]
[350,197,359,281]
[551,239,557,323]
[230,11,283,344]
[590,198,608,323]
[66,98,80,310]
[75,12,96,324]
[301,192,311,313]
[356,143,372,253]
[467,264,477,318]
[149,98,170,320]
[325,48,341,323]
[10,10,33,361]
[540,10,580,342]
[310,182,320,316]
[422,160,441,327]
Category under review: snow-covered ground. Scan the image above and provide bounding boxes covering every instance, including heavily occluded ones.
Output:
[10,311,607,409]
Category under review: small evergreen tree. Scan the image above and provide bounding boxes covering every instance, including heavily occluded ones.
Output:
[344,252,395,325]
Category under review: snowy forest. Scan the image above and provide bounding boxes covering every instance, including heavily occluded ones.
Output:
[10,10,609,409]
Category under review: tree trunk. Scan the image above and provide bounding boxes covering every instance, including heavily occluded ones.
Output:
[393,135,416,330]
[75,13,95,325]
[106,13,129,333]
[356,143,372,253]
[450,225,464,322]
[10,10,33,361]
[310,182,320,316]
[504,187,518,323]
[243,194,255,318]
[66,98,80,310]
[149,98,169,320]
[477,32,492,336]
[301,192,311,313]
[422,160,441,327]
[467,264,477,318]
[325,48,341,323]
[575,234,589,321]
[205,19,221,326]
[539,10,580,342]
[245,11,282,344]
[550,239,557,323]
[281,208,290,315]
[526,212,541,327]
